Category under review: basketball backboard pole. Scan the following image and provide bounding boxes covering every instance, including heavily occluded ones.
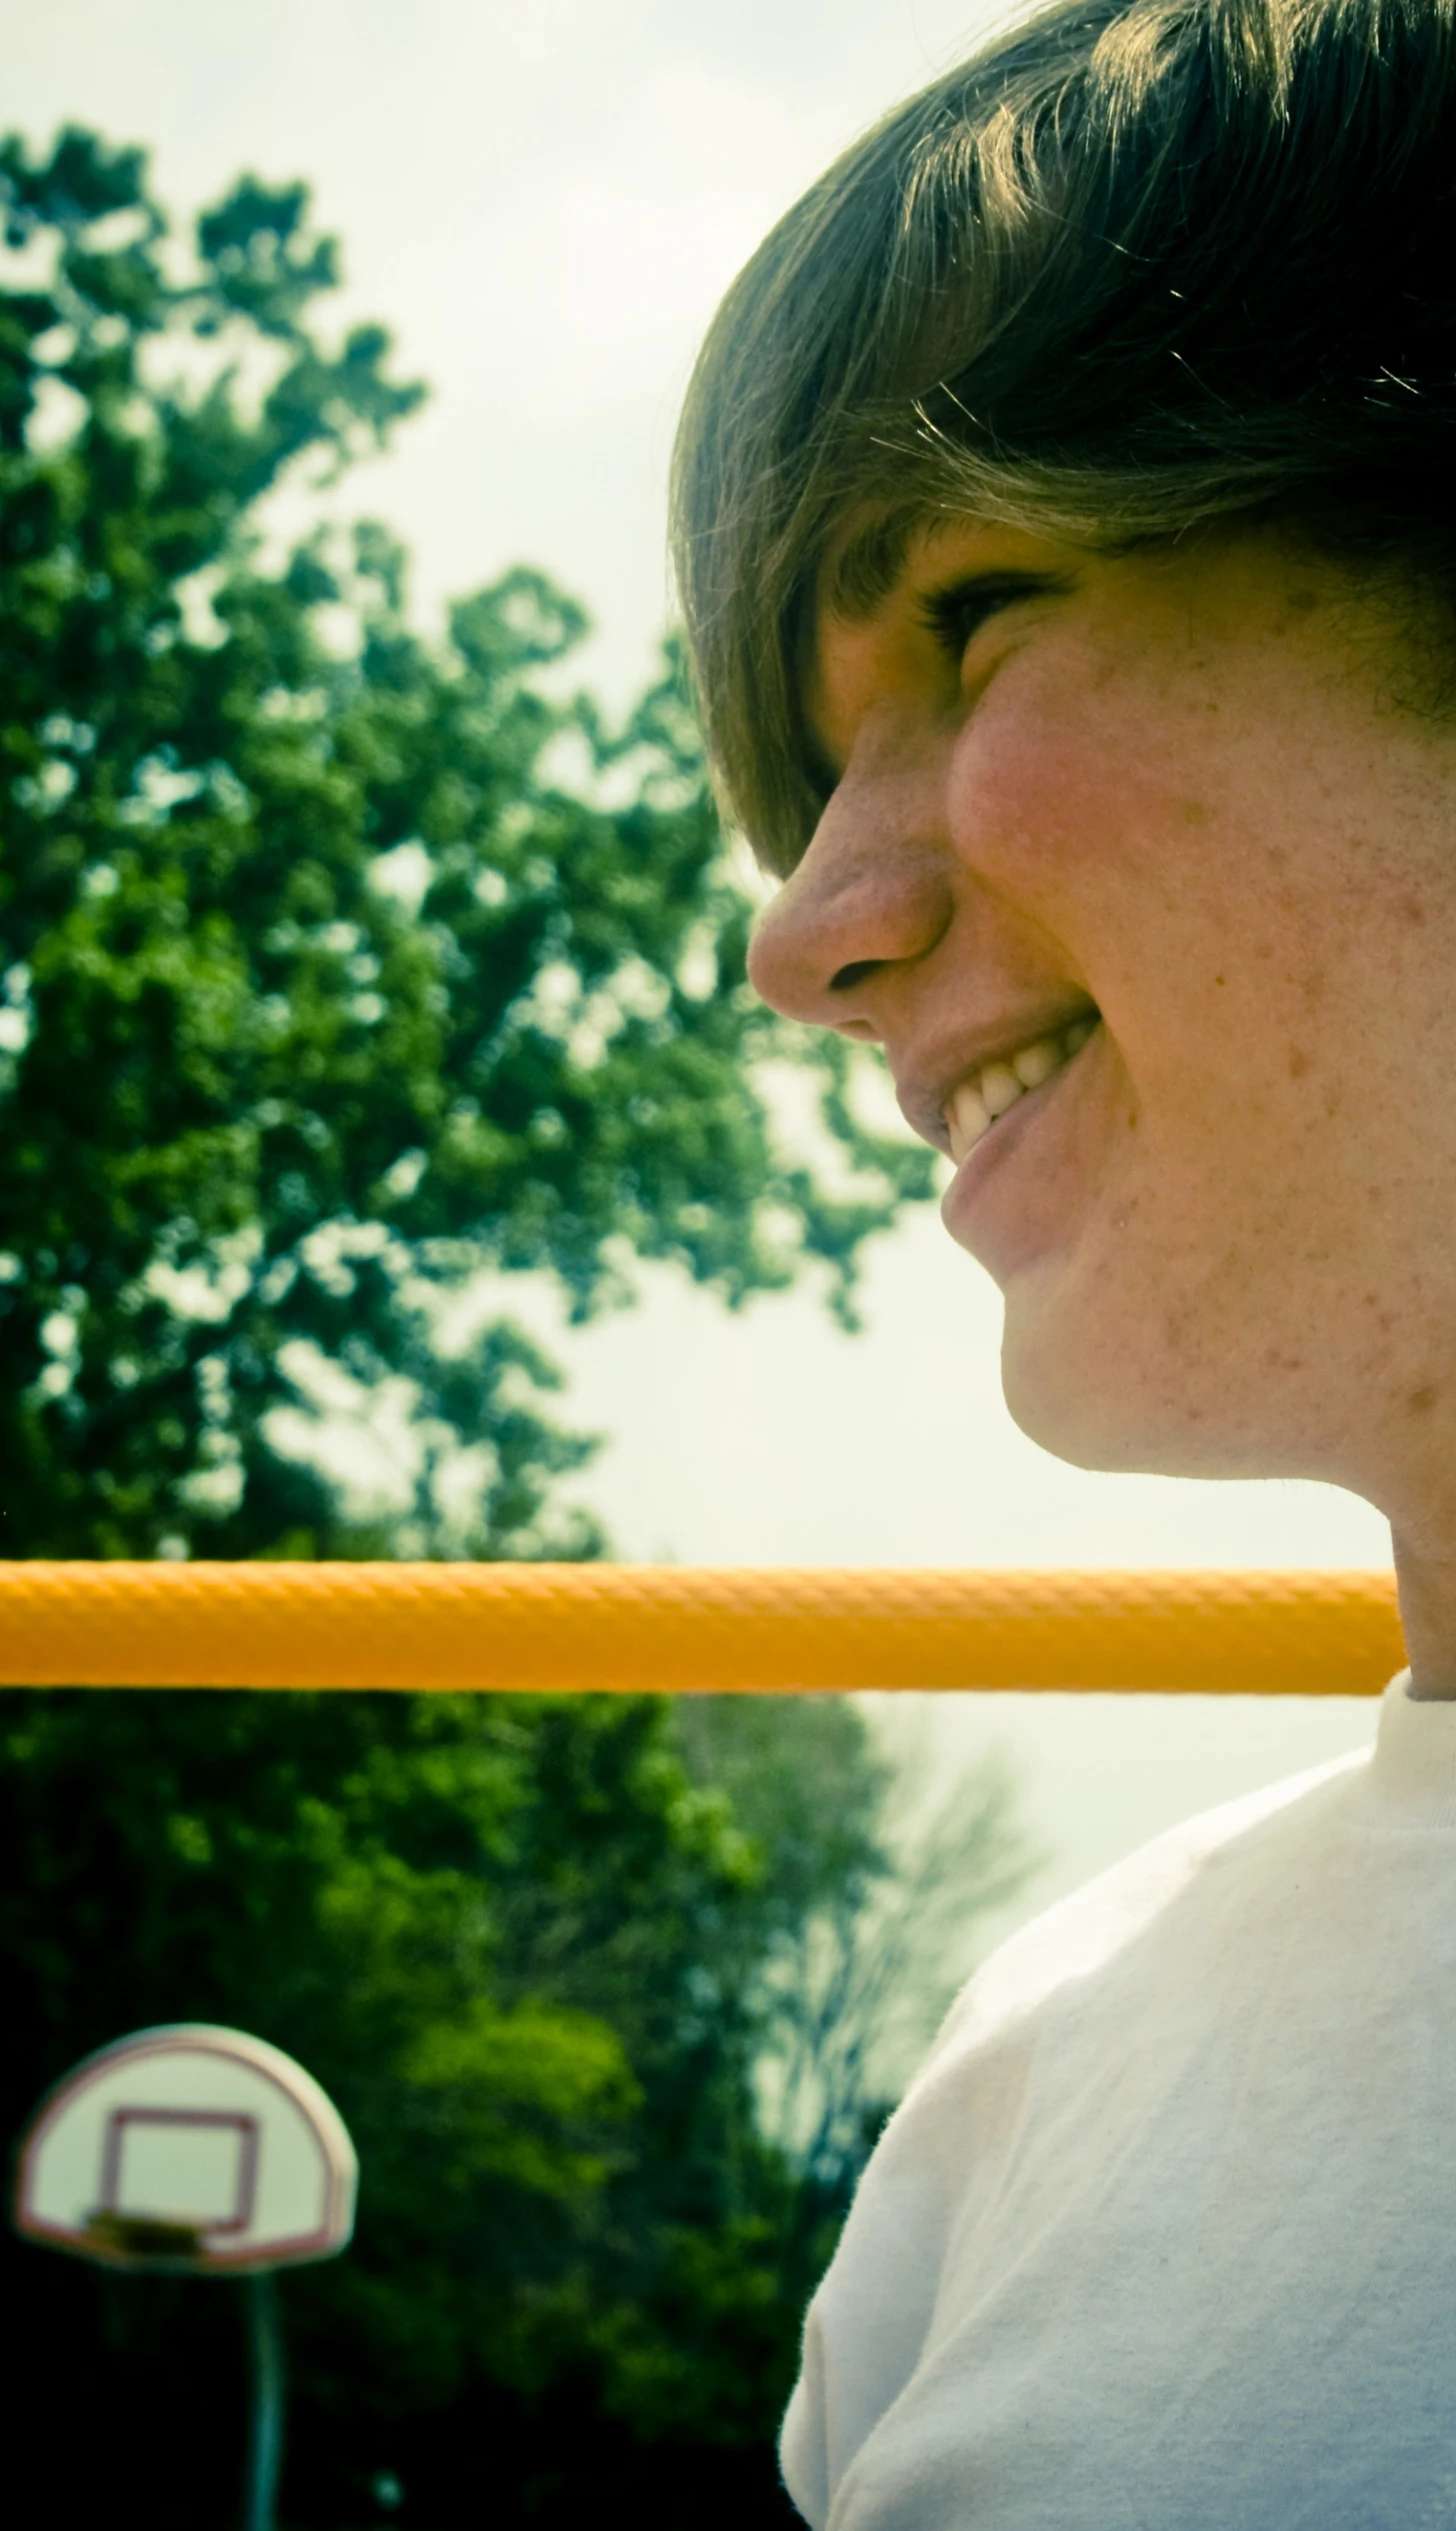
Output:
[12,2025,357,2527]
[243,2271,286,2531]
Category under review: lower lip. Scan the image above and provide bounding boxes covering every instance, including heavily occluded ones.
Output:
[940,1034,1100,1276]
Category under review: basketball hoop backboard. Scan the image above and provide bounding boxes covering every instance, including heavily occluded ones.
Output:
[13,2024,357,2273]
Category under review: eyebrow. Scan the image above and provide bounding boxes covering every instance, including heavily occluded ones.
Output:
[823,504,938,620]
[806,515,1074,801]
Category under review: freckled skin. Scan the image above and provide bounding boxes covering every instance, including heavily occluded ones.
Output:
[746,521,1456,1692]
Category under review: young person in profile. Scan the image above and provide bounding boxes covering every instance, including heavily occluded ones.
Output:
[670,2,1456,2521]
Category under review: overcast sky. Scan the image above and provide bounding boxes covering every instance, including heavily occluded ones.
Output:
[8,1,1389,1925]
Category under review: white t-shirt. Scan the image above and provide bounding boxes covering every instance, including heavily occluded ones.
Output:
[782,1675,1456,2530]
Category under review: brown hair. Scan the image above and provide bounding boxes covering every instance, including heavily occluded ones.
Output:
[671,0,1456,872]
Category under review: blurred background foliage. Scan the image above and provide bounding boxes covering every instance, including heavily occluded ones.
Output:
[0,130,1025,2528]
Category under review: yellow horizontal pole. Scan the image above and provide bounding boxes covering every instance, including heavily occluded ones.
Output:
[0,1562,1403,1695]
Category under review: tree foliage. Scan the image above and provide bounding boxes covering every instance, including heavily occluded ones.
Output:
[0,1686,867,2525]
[0,130,1016,2531]
[0,124,934,1564]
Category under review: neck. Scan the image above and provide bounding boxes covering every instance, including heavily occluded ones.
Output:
[1392,1523,1456,1700]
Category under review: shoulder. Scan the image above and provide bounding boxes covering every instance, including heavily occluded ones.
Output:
[918,1741,1370,2081]
[779,1744,1372,2527]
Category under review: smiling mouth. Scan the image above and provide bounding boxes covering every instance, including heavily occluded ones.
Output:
[943,1016,1099,1165]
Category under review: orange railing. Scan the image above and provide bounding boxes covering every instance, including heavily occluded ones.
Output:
[0,1562,1402,1693]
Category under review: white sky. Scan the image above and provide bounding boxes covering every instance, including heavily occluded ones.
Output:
[9,0,1390,1933]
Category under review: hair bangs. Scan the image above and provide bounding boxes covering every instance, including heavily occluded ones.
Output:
[672,0,1456,872]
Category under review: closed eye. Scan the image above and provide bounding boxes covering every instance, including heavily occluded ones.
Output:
[917,568,1072,662]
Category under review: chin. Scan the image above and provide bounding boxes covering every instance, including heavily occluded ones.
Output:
[1001,1354,1157,1474]
[999,1316,1283,1483]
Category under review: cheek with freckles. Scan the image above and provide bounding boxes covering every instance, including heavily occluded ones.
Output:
[949,667,1374,1115]
[913,540,1456,1497]
[948,697,1409,1477]
[946,666,1218,944]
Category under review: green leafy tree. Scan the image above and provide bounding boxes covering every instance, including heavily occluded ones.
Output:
[0,128,1010,2531]
[0,125,933,1563]
[1,1685,877,2527]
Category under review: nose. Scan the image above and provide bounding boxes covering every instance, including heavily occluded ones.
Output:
[745,782,953,1034]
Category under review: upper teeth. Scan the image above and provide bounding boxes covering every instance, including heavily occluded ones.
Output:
[944,1019,1096,1165]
